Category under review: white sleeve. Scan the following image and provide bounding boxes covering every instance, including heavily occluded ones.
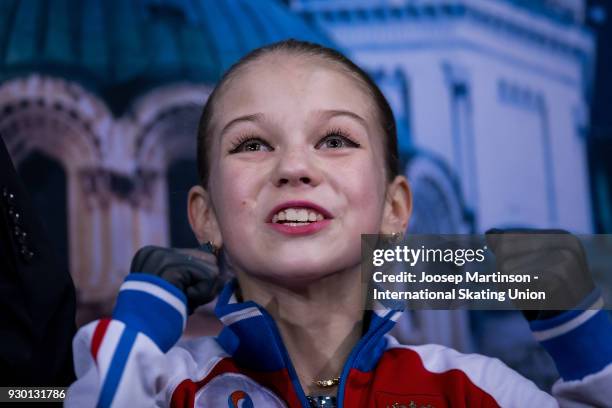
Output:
[65,273,189,407]
[551,364,612,408]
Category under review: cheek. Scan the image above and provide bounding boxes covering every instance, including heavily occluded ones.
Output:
[212,162,260,236]
[341,156,387,230]
[208,137,257,219]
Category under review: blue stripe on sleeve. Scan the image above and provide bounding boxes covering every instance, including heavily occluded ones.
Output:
[97,328,138,408]
[529,288,602,331]
[535,309,612,381]
[125,273,186,303]
[113,274,185,352]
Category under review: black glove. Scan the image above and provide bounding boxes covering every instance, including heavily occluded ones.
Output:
[130,245,224,314]
[485,228,595,321]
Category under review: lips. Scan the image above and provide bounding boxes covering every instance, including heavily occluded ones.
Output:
[266,200,333,236]
[267,200,333,223]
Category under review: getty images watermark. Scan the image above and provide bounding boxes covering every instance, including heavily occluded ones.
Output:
[361,234,612,311]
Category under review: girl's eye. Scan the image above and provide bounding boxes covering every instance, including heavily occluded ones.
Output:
[316,131,361,150]
[229,137,273,154]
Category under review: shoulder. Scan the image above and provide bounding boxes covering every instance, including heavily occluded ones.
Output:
[377,335,556,407]
[166,337,291,407]
[160,336,231,400]
[384,335,513,375]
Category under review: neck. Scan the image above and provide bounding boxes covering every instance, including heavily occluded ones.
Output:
[237,266,366,396]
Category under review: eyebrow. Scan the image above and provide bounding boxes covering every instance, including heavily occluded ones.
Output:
[314,109,369,129]
[220,113,265,136]
[219,109,369,137]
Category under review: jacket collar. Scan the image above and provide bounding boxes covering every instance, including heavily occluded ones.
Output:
[214,279,403,374]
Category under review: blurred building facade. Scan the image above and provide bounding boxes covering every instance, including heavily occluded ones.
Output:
[292,0,595,235]
[0,0,332,319]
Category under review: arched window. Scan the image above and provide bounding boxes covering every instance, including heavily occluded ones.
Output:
[405,154,471,234]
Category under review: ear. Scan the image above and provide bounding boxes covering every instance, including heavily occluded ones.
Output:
[187,185,223,247]
[381,175,412,235]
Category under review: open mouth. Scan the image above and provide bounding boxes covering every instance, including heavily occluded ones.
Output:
[272,207,325,226]
[267,201,333,234]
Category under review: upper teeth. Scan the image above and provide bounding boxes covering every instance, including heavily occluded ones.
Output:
[272,208,325,223]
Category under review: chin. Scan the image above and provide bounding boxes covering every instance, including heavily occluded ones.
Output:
[251,258,348,288]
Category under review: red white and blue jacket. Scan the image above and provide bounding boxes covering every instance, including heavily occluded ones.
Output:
[66,273,612,407]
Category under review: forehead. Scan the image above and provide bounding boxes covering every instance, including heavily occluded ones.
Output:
[213,53,376,126]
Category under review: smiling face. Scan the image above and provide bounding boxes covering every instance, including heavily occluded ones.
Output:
[190,52,410,287]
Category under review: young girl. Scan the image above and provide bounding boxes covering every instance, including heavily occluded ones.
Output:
[67,40,612,407]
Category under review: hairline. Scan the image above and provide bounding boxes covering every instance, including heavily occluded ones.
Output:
[209,52,379,135]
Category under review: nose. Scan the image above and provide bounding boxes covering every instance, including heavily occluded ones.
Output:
[273,147,322,188]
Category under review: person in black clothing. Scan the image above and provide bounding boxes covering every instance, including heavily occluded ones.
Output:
[0,133,76,386]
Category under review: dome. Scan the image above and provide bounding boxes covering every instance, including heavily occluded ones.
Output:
[0,0,334,114]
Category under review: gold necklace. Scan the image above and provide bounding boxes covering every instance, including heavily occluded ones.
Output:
[312,377,340,388]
